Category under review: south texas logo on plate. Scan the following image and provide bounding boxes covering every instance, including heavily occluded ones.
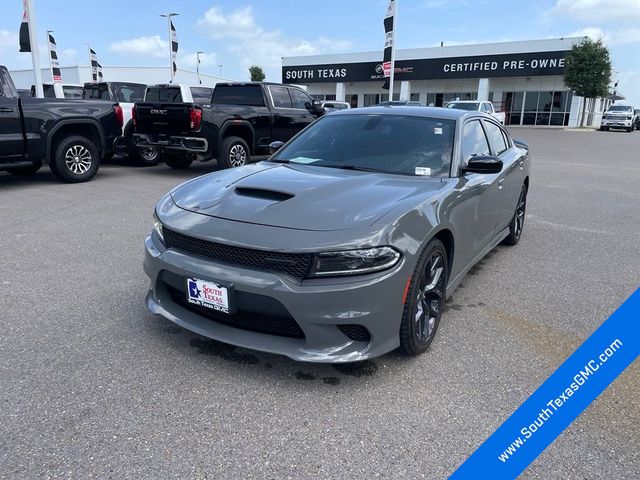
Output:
[187,278,229,314]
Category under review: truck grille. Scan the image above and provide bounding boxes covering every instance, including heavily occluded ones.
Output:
[163,228,312,280]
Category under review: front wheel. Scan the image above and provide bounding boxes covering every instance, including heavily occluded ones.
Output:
[503,185,527,245]
[219,136,250,169]
[49,136,100,183]
[399,238,448,356]
[165,154,193,170]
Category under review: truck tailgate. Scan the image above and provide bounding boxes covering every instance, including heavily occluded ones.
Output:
[135,103,192,134]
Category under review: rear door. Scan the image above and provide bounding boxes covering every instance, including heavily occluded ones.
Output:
[0,69,23,161]
[483,119,523,230]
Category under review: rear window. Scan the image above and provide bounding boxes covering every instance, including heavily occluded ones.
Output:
[190,87,213,104]
[110,83,145,103]
[62,86,83,99]
[213,85,265,106]
[82,84,111,100]
[145,87,182,103]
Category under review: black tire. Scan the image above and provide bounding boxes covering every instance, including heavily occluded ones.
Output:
[219,136,250,169]
[165,154,193,170]
[8,161,42,175]
[627,125,634,133]
[128,135,160,166]
[399,238,448,356]
[49,135,100,183]
[599,127,607,131]
[503,185,527,246]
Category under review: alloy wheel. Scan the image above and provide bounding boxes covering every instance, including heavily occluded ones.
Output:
[229,144,247,167]
[142,147,158,162]
[414,252,445,343]
[64,145,92,175]
[514,189,527,240]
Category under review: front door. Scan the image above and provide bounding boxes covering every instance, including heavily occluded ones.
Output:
[0,71,23,162]
[267,85,296,142]
[458,119,504,260]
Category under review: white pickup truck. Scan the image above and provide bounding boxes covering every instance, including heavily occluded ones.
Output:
[143,84,215,105]
[445,100,506,124]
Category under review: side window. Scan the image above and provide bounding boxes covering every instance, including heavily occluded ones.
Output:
[461,120,491,162]
[269,86,292,108]
[483,121,509,155]
[481,103,490,113]
[289,88,311,109]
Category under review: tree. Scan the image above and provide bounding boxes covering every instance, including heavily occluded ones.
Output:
[249,65,266,82]
[563,38,612,127]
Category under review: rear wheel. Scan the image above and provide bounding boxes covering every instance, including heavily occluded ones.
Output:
[49,135,100,183]
[165,154,193,170]
[128,135,159,166]
[220,136,250,169]
[399,238,448,356]
[8,161,42,175]
[503,185,527,245]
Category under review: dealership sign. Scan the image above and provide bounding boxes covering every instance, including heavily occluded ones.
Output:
[283,50,569,84]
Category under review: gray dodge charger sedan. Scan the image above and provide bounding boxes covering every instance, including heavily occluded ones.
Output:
[144,107,529,363]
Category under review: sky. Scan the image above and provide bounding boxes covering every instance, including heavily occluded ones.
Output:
[1,0,638,104]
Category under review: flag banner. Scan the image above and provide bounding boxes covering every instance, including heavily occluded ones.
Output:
[19,1,30,52]
[382,0,395,90]
[170,20,178,74]
[97,62,103,81]
[89,48,99,82]
[48,33,62,81]
[450,288,640,479]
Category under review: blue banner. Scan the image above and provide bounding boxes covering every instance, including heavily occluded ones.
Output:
[450,288,640,479]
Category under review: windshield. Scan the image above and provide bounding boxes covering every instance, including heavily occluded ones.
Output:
[446,102,478,111]
[271,114,455,177]
[607,106,632,112]
[62,86,83,99]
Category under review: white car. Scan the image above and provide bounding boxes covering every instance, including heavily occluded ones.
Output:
[445,100,506,125]
[600,105,636,132]
[30,83,83,99]
[322,101,350,111]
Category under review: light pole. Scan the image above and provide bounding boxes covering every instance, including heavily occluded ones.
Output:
[196,51,204,85]
[160,12,178,82]
[218,64,223,78]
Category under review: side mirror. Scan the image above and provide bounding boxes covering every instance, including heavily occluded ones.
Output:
[306,100,325,115]
[269,141,285,154]
[462,155,503,174]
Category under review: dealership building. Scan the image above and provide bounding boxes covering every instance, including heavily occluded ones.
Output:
[283,37,610,127]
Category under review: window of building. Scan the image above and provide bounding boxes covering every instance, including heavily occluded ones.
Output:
[410,93,420,103]
[345,94,358,108]
[364,94,381,107]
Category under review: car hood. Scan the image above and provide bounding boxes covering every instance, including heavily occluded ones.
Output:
[170,162,445,231]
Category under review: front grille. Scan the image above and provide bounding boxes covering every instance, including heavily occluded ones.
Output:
[338,324,371,342]
[163,228,312,279]
[168,286,305,339]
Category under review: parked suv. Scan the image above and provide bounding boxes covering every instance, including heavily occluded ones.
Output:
[600,105,636,132]
[0,66,122,182]
[132,82,324,170]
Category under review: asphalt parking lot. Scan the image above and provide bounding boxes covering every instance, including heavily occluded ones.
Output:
[1,128,638,479]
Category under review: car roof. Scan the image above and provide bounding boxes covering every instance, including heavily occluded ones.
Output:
[446,100,481,103]
[330,105,485,121]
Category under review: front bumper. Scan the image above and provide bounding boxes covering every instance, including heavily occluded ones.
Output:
[601,118,632,128]
[143,233,408,363]
[133,133,208,153]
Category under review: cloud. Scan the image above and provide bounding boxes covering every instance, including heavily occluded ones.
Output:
[59,48,77,62]
[196,6,352,80]
[179,51,218,70]
[551,0,640,22]
[0,30,19,51]
[108,35,166,59]
[569,26,640,45]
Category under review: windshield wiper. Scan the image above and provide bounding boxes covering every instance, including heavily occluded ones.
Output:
[268,158,290,164]
[317,164,388,173]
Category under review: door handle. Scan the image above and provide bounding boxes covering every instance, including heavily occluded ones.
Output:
[519,160,524,170]
[498,178,505,190]
[0,107,14,113]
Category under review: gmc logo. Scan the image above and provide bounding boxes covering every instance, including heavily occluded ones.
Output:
[150,109,168,115]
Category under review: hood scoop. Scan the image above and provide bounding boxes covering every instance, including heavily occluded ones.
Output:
[234,187,294,202]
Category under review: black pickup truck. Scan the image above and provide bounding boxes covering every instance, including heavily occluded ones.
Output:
[132,82,324,170]
[0,66,123,182]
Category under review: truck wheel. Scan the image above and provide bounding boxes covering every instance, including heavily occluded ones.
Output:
[8,161,42,175]
[128,135,160,166]
[220,136,250,169]
[165,154,193,170]
[49,136,100,183]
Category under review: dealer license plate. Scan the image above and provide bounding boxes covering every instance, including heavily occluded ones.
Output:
[186,278,230,314]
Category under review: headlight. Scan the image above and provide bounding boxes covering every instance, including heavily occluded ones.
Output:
[627,116,633,120]
[308,247,401,277]
[152,212,165,244]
